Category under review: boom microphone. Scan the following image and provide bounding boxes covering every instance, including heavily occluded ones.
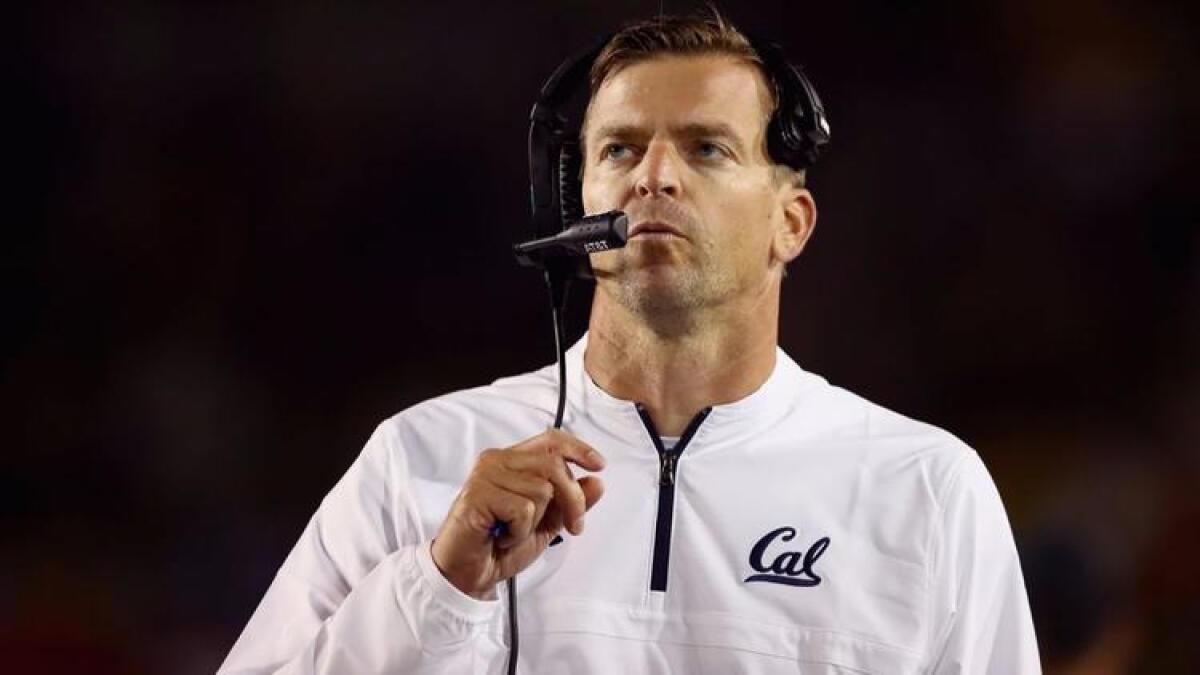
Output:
[513,210,628,267]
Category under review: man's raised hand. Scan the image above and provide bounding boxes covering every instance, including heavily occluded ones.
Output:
[430,429,606,598]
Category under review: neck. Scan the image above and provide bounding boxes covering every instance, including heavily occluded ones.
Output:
[584,283,780,437]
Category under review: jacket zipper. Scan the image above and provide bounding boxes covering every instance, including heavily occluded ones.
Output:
[635,403,712,593]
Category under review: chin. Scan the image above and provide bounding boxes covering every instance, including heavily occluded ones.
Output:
[619,267,711,313]
[592,249,678,280]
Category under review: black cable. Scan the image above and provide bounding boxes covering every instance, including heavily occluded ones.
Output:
[503,269,570,675]
[504,574,518,675]
[551,300,568,430]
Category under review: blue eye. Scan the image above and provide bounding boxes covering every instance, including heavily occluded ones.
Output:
[696,142,725,159]
[602,143,630,161]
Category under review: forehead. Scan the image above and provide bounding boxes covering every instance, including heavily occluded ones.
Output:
[585,54,773,143]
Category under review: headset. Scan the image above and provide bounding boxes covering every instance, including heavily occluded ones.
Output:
[525,32,831,279]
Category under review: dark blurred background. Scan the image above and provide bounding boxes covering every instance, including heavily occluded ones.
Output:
[6,1,1198,673]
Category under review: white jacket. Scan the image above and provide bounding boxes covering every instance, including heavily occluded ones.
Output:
[220,336,1041,674]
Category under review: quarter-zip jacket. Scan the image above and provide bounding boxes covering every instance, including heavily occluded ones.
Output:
[220,335,1040,674]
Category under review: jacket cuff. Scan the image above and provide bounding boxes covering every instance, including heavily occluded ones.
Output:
[415,540,502,621]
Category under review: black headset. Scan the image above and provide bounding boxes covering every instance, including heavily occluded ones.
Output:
[525,32,831,279]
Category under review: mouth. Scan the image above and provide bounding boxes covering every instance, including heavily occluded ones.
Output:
[628,221,686,239]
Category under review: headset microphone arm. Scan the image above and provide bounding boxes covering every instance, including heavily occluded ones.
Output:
[513,210,629,267]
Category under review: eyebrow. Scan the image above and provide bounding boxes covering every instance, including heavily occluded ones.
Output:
[588,121,749,155]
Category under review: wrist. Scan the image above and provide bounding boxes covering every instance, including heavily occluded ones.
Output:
[430,538,494,600]
[413,541,502,624]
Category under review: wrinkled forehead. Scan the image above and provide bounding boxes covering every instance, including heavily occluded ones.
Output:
[582,54,774,149]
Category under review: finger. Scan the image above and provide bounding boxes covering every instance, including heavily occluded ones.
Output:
[500,448,590,535]
[460,481,539,548]
[482,467,555,531]
[536,497,566,538]
[507,429,606,472]
[501,431,603,536]
[474,449,555,536]
[542,458,588,535]
[579,475,605,511]
[528,475,603,540]
[557,475,605,536]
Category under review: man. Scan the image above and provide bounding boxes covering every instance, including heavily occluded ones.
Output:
[221,12,1040,674]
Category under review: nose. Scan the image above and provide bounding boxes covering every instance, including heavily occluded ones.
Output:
[634,141,681,199]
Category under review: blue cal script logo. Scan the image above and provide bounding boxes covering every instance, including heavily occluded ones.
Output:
[744,526,831,587]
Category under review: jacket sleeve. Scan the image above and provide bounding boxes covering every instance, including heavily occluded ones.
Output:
[923,450,1042,674]
[217,422,507,674]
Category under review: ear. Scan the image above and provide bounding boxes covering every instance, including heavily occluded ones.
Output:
[772,186,817,265]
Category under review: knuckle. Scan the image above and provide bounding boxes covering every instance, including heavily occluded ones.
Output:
[568,482,586,504]
[458,483,483,506]
[568,492,585,514]
[463,508,493,532]
[553,429,579,447]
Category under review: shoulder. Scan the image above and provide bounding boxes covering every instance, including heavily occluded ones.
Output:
[365,362,562,477]
[394,362,558,428]
[784,358,979,504]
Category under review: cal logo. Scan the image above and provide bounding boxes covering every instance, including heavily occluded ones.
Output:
[744,526,830,587]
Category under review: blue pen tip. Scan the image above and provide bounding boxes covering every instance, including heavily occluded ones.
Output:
[489,521,509,539]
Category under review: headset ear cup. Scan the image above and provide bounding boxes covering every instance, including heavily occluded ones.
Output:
[558,138,585,226]
[766,113,790,169]
[749,34,829,171]
[767,84,819,170]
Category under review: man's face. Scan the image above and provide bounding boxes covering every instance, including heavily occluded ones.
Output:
[581,54,810,316]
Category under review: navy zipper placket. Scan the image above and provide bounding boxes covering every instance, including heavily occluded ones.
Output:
[635,403,713,593]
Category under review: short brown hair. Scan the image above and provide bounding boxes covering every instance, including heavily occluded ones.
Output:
[582,7,805,187]
[588,8,762,96]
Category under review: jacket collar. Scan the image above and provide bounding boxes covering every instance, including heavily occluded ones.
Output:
[563,332,826,451]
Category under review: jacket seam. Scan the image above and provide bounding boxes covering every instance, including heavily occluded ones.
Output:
[920,448,971,668]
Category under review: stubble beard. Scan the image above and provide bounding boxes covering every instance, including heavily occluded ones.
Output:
[593,199,739,337]
[602,249,738,338]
